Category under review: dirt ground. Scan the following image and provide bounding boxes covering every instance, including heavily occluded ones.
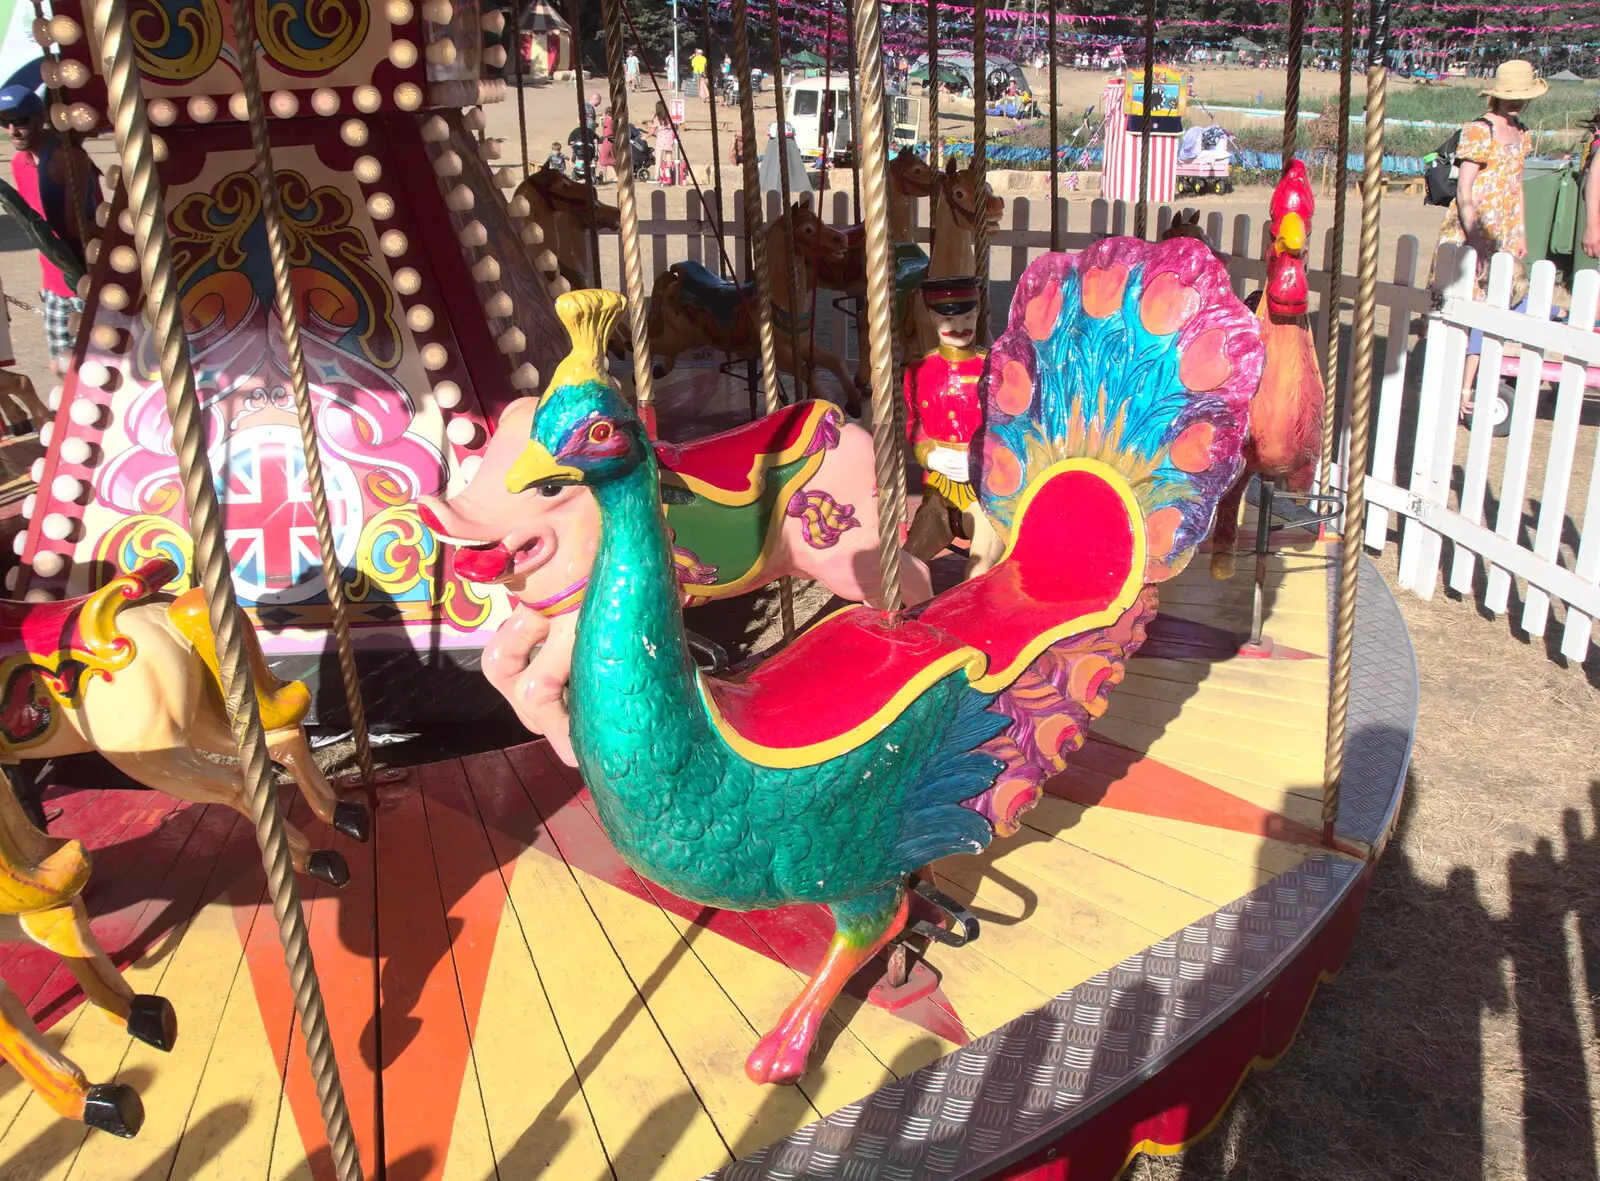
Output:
[0,71,1596,1181]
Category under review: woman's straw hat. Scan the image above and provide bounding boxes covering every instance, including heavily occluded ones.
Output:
[1480,60,1549,101]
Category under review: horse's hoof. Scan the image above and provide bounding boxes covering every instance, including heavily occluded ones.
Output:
[651,361,666,378]
[126,995,177,1052]
[1210,553,1236,581]
[308,850,351,889]
[333,800,371,843]
[83,1083,143,1138]
[845,397,863,419]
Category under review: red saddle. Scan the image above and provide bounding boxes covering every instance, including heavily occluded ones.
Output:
[702,463,1144,762]
[654,401,839,502]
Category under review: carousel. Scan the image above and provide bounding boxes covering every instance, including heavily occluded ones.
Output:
[0,0,1413,1176]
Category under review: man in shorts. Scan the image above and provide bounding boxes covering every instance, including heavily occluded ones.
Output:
[0,85,99,375]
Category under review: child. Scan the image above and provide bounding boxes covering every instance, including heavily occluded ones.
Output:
[545,141,567,174]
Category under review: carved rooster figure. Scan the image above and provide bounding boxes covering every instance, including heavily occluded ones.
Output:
[1210,160,1324,579]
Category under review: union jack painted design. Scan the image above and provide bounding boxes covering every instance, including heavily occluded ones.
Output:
[215,425,362,606]
[1100,78,1178,206]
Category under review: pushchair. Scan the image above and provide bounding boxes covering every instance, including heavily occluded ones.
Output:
[628,125,656,181]
[568,125,597,182]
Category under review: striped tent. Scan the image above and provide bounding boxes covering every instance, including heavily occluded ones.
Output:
[521,0,574,79]
[1099,77,1176,205]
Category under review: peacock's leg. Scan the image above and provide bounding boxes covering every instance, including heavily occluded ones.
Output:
[746,883,909,1085]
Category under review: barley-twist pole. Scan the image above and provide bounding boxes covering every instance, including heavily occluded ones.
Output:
[730,0,781,413]
[1281,0,1306,165]
[973,0,990,340]
[87,2,362,1176]
[852,0,908,612]
[1048,0,1059,252]
[1320,0,1356,496]
[768,0,807,403]
[701,0,725,275]
[926,0,940,240]
[1135,0,1156,239]
[1323,0,1390,842]
[599,0,656,433]
[228,0,372,784]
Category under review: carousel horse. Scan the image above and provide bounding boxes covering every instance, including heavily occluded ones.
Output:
[416,380,933,765]
[1209,162,1323,579]
[513,165,621,293]
[0,562,366,885]
[501,242,1261,1083]
[647,201,863,404]
[0,771,176,1137]
[927,157,1005,282]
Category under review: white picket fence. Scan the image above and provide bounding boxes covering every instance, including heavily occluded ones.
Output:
[623,190,1599,661]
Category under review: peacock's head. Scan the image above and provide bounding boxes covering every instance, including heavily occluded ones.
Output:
[507,290,647,494]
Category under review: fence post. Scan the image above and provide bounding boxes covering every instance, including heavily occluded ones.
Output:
[1089,198,1108,238]
[1010,197,1030,282]
[1561,285,1600,657]
[1521,270,1600,636]
[1397,244,1471,593]
[1365,234,1419,549]
[650,187,669,288]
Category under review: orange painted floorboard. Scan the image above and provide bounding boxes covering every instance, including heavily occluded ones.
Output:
[0,541,1333,1179]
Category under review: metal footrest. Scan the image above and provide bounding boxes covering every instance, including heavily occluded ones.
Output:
[907,874,979,948]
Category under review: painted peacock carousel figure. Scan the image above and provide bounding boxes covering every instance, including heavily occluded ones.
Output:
[507,236,1263,1085]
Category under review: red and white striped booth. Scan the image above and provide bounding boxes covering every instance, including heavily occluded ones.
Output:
[1100,78,1178,205]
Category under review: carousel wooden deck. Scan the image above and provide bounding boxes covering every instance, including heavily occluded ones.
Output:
[0,526,1338,1181]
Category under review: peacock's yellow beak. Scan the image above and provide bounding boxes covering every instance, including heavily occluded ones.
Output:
[1274,210,1306,254]
[506,441,582,494]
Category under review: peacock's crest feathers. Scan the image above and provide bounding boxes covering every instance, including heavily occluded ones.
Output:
[979,237,1263,582]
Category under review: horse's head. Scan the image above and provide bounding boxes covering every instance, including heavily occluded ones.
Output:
[889,147,936,198]
[940,158,1003,234]
[524,165,621,230]
[781,201,849,265]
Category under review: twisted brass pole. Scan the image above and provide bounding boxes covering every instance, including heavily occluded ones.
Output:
[1322,0,1390,842]
[768,0,806,403]
[86,2,362,1177]
[847,15,862,220]
[925,0,940,241]
[227,0,373,785]
[730,0,781,414]
[1135,0,1156,239]
[1281,0,1306,165]
[852,0,908,612]
[1048,0,1059,252]
[599,0,656,433]
[702,0,726,276]
[570,0,603,289]
[1320,0,1357,497]
[972,0,989,340]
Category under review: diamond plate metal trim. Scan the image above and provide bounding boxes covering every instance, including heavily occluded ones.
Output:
[710,552,1416,1181]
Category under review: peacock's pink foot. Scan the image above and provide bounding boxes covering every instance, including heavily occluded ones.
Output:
[745,1008,827,1085]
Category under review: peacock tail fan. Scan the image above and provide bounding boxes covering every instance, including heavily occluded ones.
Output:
[979,237,1262,585]
[959,239,1261,838]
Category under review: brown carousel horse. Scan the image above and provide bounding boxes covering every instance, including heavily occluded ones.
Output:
[0,771,176,1137]
[647,201,862,404]
[0,561,366,885]
[513,164,621,293]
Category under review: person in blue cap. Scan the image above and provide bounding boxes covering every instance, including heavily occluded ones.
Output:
[0,84,100,375]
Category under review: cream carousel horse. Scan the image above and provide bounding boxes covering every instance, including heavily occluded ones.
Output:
[647,202,862,405]
[927,156,1006,280]
[0,770,175,1137]
[513,165,621,293]
[0,562,366,885]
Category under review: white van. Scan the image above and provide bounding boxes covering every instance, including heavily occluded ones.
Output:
[786,77,922,165]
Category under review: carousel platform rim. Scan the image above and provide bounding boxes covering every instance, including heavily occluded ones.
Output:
[709,551,1416,1181]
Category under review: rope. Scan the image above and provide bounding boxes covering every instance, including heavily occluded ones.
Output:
[1135,0,1156,239]
[768,0,807,404]
[1323,0,1391,843]
[569,0,603,291]
[851,0,908,613]
[730,0,781,414]
[1320,0,1357,498]
[973,0,989,340]
[926,0,939,250]
[515,0,531,177]
[86,3,362,1177]
[1281,0,1306,165]
[700,0,726,277]
[228,0,373,784]
[599,0,657,436]
[1048,0,1059,252]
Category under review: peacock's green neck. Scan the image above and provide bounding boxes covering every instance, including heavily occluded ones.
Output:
[568,451,717,821]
